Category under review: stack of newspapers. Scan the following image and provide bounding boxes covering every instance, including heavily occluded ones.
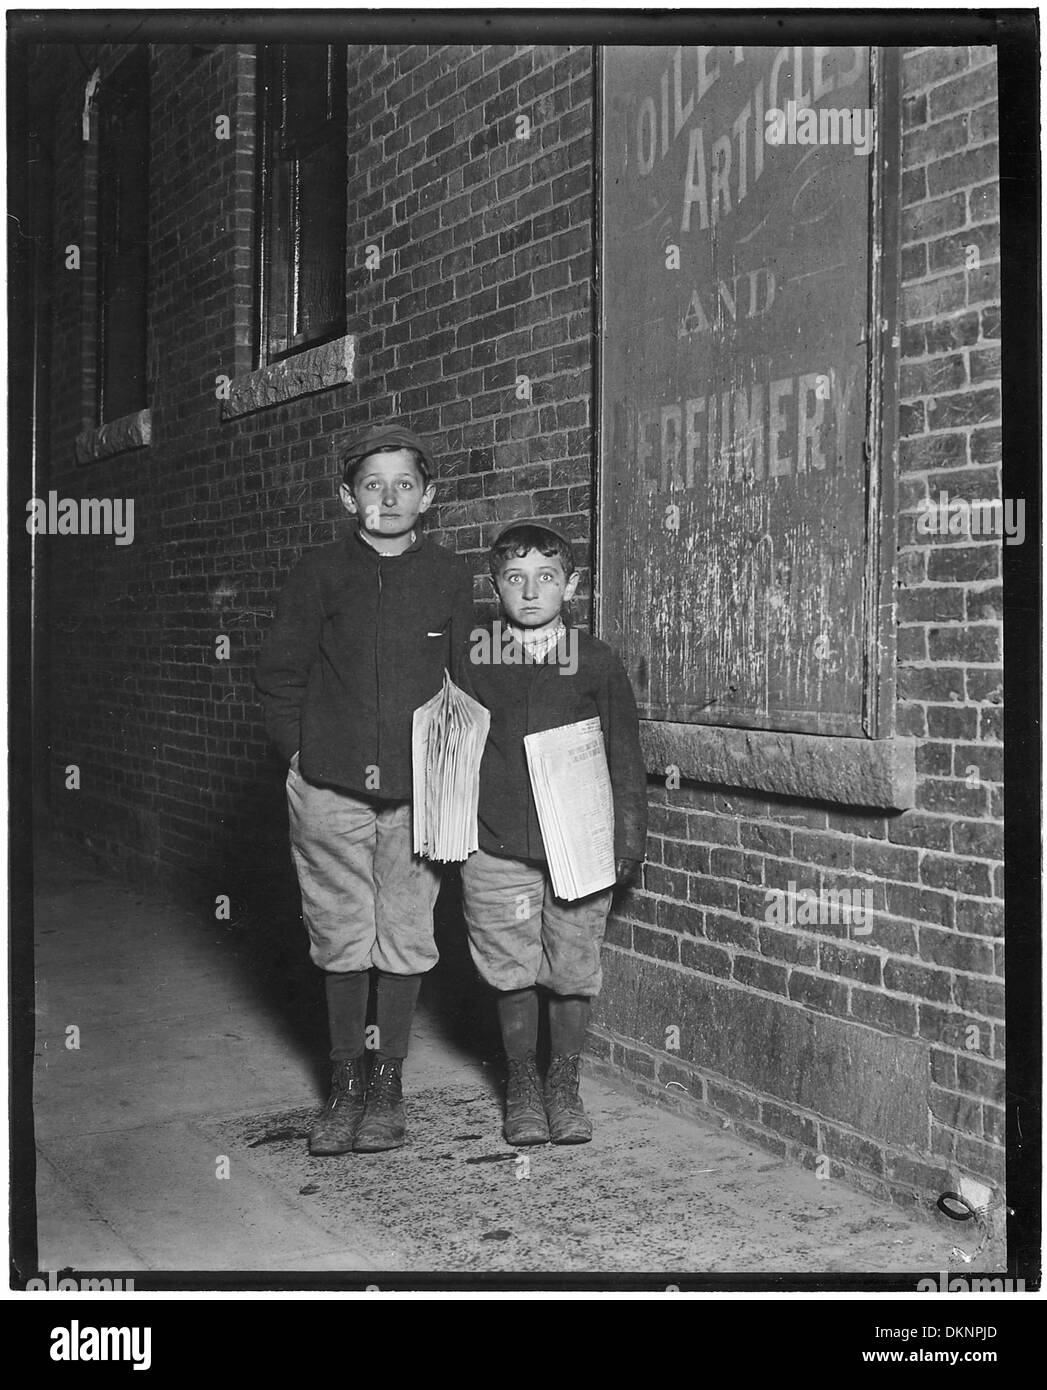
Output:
[412,673,491,862]
[524,717,616,901]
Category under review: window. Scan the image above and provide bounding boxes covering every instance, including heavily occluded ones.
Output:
[257,43,347,365]
[95,48,149,423]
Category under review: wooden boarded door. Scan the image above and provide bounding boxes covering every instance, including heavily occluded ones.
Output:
[598,45,898,737]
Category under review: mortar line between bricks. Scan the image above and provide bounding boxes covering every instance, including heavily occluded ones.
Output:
[649,850,1005,877]
[629,877,1000,906]
[617,911,1007,955]
[587,1034,994,1207]
[597,1025,1006,1141]
[601,943,1006,1026]
[904,97,998,129]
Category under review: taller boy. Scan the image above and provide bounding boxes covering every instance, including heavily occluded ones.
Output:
[256,425,473,1155]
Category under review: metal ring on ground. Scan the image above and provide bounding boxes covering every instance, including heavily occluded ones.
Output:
[936,1191,976,1221]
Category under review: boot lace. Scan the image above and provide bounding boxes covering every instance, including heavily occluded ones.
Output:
[366,1061,403,1112]
[506,1055,544,1112]
[325,1057,365,1110]
[546,1054,583,1109]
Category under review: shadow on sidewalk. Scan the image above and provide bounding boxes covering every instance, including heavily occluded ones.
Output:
[32,823,504,1103]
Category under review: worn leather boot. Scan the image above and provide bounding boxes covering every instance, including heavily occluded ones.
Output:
[353,1059,407,1152]
[308,1056,368,1155]
[544,1053,592,1144]
[504,1053,550,1146]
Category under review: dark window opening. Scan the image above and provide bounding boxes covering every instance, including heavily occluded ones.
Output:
[96,49,149,424]
[257,44,347,365]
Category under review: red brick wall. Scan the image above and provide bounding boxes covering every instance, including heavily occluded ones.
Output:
[33,42,1003,1208]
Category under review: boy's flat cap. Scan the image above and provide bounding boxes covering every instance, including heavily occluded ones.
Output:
[492,520,576,549]
[341,423,435,478]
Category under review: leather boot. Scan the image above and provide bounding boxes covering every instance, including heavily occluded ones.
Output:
[308,1056,368,1155]
[544,1053,592,1144]
[353,1059,407,1152]
[504,1053,550,1146]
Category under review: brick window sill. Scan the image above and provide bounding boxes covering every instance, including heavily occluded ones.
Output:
[221,334,357,420]
[75,409,152,464]
[641,722,917,810]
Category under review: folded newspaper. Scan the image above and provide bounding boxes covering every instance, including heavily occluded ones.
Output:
[412,673,491,862]
[524,717,616,901]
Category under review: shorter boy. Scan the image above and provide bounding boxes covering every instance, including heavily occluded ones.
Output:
[457,523,647,1145]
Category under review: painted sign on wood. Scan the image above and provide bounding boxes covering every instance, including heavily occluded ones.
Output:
[598,45,896,736]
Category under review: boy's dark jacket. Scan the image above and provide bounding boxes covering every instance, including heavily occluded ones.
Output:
[255,529,474,800]
[456,621,648,865]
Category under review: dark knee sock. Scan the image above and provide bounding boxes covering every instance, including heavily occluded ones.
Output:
[325,970,370,1062]
[374,971,422,1061]
[548,994,591,1058]
[496,987,539,1061]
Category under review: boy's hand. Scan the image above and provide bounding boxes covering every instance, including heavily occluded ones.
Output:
[615,858,640,885]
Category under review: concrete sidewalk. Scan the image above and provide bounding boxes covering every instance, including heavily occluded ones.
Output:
[30,841,964,1279]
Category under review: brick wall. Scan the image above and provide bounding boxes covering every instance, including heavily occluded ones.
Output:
[40,44,268,894]
[343,43,596,599]
[38,40,596,896]
[589,45,1004,1212]
[32,42,1003,1211]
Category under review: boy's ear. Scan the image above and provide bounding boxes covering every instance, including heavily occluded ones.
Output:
[417,480,437,514]
[563,570,581,602]
[338,481,358,516]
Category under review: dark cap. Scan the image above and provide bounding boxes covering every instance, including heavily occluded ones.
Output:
[340,423,435,481]
[492,520,576,549]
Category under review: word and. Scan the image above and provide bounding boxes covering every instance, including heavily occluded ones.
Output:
[764,882,873,935]
[678,267,777,337]
[765,99,873,155]
[26,492,135,546]
[916,492,1025,545]
[50,1322,151,1371]
[468,621,579,676]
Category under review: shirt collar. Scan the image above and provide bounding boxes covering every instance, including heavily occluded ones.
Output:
[355,527,419,556]
[514,619,566,661]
